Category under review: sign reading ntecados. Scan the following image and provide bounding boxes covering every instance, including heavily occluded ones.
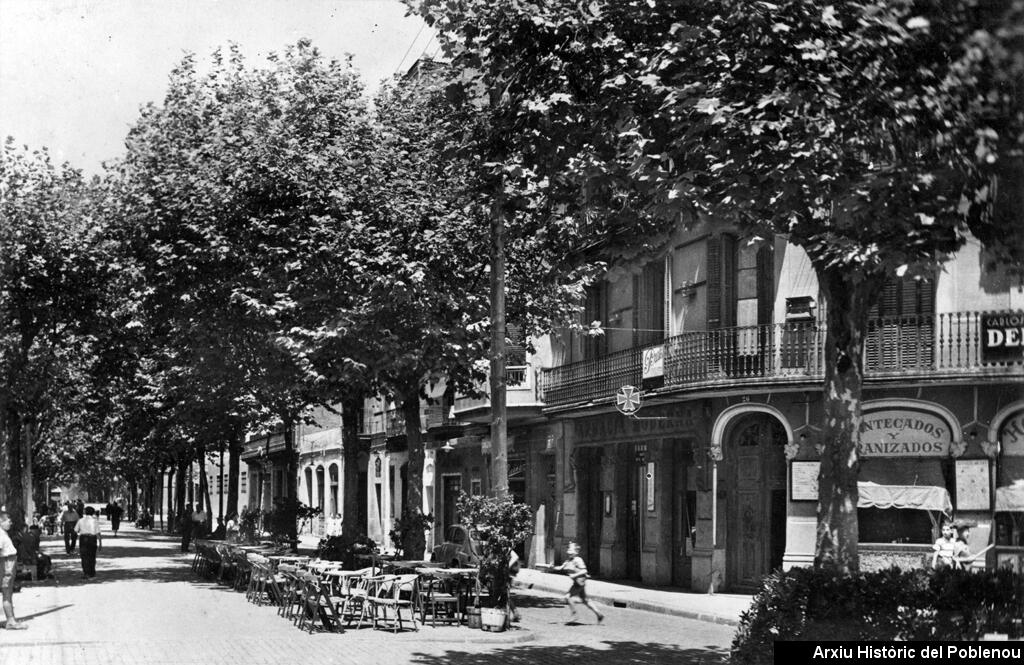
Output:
[982,311,1024,363]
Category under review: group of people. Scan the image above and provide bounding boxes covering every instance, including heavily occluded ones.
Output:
[931,520,977,569]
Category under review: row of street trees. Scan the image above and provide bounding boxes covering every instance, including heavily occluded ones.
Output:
[1,0,1022,569]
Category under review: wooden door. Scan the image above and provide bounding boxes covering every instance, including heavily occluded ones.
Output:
[728,417,786,591]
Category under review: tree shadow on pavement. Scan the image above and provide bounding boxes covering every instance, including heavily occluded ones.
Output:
[408,640,729,665]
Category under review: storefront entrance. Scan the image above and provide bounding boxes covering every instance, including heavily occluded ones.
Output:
[728,415,787,591]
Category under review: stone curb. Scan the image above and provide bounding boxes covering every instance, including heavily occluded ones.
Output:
[514,579,741,627]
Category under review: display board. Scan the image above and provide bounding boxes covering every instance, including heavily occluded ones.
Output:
[791,461,820,501]
[955,459,991,510]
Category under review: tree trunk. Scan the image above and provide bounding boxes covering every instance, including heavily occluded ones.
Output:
[22,418,35,521]
[175,456,187,529]
[2,412,27,529]
[283,414,299,552]
[341,394,363,540]
[227,423,242,519]
[401,388,426,560]
[489,178,509,499]
[813,269,877,572]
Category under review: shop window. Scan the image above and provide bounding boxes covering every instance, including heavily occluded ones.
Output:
[858,507,933,544]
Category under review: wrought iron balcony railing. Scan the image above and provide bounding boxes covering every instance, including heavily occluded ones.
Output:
[542,311,1023,409]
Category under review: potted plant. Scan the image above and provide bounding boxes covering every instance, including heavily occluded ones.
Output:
[389,508,434,559]
[456,492,533,631]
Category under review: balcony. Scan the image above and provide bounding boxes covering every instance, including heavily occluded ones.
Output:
[452,365,546,423]
[542,311,1024,409]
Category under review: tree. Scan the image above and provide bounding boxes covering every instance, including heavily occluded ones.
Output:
[0,140,112,526]
[111,41,380,546]
[407,0,1024,571]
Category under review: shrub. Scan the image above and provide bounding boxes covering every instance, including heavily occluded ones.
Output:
[456,492,533,609]
[732,567,1024,665]
[237,507,262,544]
[389,508,434,559]
[314,533,378,568]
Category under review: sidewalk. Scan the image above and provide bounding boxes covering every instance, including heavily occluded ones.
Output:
[514,567,751,627]
[298,534,752,628]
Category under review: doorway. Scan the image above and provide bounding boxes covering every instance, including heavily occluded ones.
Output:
[442,475,462,533]
[727,415,787,591]
[575,447,603,578]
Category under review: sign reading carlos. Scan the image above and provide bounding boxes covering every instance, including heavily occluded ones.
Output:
[858,409,952,457]
[982,311,1024,363]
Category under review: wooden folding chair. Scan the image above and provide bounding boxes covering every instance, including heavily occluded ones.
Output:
[368,574,420,633]
[296,573,343,633]
[422,575,460,627]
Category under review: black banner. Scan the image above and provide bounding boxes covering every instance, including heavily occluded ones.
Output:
[981,311,1024,363]
[775,641,1023,665]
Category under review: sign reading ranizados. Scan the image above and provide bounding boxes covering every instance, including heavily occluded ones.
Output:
[858,409,951,457]
[982,311,1024,363]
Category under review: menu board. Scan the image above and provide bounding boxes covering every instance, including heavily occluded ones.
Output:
[955,459,991,510]
[791,461,820,501]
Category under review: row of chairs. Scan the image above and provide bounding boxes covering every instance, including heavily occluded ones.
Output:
[190,546,465,633]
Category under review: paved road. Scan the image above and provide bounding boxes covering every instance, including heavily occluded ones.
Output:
[1,525,734,665]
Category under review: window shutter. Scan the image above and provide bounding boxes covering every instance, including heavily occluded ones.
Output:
[756,243,774,326]
[707,237,723,329]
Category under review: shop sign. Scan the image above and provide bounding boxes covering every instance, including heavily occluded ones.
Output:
[981,311,1024,363]
[1000,410,1024,455]
[858,409,951,457]
[642,344,665,379]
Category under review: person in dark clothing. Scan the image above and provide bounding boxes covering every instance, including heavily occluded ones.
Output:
[108,501,123,537]
[60,503,79,554]
[180,503,193,553]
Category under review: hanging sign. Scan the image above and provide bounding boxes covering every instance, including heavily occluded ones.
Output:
[981,311,1024,363]
[616,385,642,416]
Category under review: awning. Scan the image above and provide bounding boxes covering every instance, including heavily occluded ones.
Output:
[857,481,953,515]
[995,485,1024,512]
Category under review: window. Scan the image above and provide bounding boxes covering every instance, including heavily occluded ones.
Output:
[865,275,936,372]
[470,479,482,496]
[635,260,666,348]
[582,282,608,360]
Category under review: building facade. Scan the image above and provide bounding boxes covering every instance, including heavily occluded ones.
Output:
[536,223,1024,591]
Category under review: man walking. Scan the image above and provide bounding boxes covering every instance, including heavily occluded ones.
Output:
[75,506,102,579]
[60,502,79,554]
[0,512,27,629]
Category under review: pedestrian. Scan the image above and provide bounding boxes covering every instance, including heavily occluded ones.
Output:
[507,547,522,622]
[0,511,27,629]
[555,542,604,624]
[74,499,85,521]
[109,501,123,537]
[180,503,193,553]
[931,521,963,569]
[74,506,102,579]
[60,502,80,554]
[17,524,52,581]
[191,504,207,540]
[224,511,239,543]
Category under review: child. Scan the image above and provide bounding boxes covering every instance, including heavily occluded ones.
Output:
[931,521,964,569]
[556,542,604,624]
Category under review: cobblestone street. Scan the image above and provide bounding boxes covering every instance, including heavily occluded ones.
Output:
[1,526,734,665]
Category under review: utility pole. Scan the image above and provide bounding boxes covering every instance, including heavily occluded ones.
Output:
[488,80,508,500]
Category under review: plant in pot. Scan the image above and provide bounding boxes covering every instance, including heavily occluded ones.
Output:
[456,492,533,631]
[389,508,434,559]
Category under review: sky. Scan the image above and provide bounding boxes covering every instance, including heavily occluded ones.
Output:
[0,0,434,174]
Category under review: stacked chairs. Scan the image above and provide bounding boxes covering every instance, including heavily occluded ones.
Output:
[216,544,236,584]
[348,574,388,629]
[248,556,286,606]
[366,574,421,633]
[277,564,307,622]
[191,541,221,578]
[296,572,344,633]
[421,574,461,627]
[234,551,253,593]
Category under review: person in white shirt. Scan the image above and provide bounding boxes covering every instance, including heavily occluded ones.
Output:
[74,506,103,579]
[0,512,27,629]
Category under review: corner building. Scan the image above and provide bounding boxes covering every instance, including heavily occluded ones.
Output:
[538,221,1024,592]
